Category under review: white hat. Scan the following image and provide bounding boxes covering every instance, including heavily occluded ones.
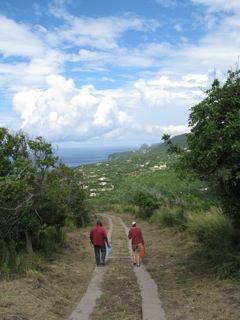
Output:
[132,221,136,226]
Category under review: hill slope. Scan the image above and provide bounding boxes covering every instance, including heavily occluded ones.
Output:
[108,133,187,160]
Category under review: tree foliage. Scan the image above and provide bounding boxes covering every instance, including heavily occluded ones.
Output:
[0,127,87,256]
[131,190,160,219]
[163,69,240,228]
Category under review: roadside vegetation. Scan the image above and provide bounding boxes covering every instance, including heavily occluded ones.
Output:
[0,127,90,274]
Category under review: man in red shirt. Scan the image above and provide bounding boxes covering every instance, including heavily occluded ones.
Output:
[90,220,110,266]
[128,221,145,267]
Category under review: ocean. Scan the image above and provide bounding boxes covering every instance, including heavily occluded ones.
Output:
[56,146,136,167]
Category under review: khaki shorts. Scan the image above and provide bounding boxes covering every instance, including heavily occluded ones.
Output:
[132,243,143,252]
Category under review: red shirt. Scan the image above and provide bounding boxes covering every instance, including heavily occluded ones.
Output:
[90,225,107,246]
[128,227,144,245]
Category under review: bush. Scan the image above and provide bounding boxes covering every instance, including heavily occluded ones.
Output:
[215,255,240,280]
[14,253,43,273]
[0,240,17,270]
[122,205,140,215]
[151,206,188,230]
[108,204,122,213]
[131,190,160,219]
[187,208,236,248]
[180,194,212,212]
[0,240,44,273]
[35,226,66,256]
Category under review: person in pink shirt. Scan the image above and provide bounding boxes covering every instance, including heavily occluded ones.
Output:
[128,221,145,267]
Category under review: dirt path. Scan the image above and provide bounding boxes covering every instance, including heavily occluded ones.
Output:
[68,214,166,320]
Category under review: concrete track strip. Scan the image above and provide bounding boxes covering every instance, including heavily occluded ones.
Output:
[119,217,166,320]
[68,216,113,320]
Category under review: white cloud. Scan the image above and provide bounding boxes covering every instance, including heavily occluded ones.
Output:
[131,123,190,137]
[0,15,45,58]
[191,0,240,12]
[13,75,130,141]
[50,9,159,50]
[174,24,183,32]
[154,0,178,7]
[11,70,203,143]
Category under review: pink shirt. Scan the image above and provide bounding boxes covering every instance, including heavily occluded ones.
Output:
[128,227,144,245]
[90,225,107,246]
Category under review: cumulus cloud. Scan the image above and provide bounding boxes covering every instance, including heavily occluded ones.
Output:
[11,71,204,143]
[13,75,130,141]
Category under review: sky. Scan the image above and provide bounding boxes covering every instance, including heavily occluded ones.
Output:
[0,0,240,148]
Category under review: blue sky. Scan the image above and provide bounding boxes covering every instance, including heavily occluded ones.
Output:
[0,0,240,148]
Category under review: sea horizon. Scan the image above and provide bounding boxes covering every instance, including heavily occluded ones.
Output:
[56,145,137,167]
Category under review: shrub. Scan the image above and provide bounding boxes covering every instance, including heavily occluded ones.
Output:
[35,226,66,256]
[109,204,122,213]
[180,194,212,212]
[0,240,17,270]
[122,205,140,215]
[131,190,160,219]
[215,255,240,280]
[151,206,188,230]
[187,208,236,248]
[0,240,44,273]
[15,253,43,273]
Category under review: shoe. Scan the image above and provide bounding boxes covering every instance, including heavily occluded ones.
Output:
[133,262,136,266]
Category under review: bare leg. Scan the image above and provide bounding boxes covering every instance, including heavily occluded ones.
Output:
[132,250,137,265]
[136,251,141,266]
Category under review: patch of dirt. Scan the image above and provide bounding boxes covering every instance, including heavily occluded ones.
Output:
[1,213,240,320]
[0,228,95,320]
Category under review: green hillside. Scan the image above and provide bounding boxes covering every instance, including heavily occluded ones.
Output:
[108,133,187,160]
[79,132,214,211]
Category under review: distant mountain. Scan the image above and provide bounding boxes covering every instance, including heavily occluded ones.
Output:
[148,133,188,152]
[108,133,188,160]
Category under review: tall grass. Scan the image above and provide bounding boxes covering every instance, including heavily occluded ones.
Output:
[35,226,66,256]
[0,240,17,271]
[0,227,66,273]
[152,204,240,279]
[187,208,236,248]
[0,240,43,273]
[151,206,188,230]
[109,204,140,215]
[187,208,240,279]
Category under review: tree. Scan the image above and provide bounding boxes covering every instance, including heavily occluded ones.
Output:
[0,127,88,255]
[131,190,160,219]
[163,69,240,228]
